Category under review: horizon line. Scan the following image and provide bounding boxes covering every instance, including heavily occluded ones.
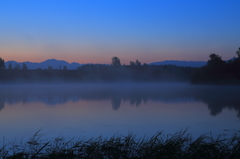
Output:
[4,58,208,64]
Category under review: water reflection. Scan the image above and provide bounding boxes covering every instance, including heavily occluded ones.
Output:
[111,97,121,110]
[0,98,4,111]
[0,84,240,118]
[194,87,240,118]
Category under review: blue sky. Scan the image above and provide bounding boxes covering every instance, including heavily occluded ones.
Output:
[0,0,240,64]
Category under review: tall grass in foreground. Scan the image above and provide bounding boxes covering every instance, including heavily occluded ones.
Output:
[1,130,240,159]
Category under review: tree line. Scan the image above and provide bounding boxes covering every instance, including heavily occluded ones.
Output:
[0,61,68,71]
[191,47,240,84]
[0,57,194,83]
[0,47,240,84]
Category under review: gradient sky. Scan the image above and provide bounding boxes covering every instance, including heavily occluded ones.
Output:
[1,0,240,64]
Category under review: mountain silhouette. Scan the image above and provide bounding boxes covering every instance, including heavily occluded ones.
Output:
[149,60,207,67]
[5,59,209,70]
[5,59,83,70]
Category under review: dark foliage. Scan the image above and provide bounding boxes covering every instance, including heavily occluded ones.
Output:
[0,58,5,70]
[1,48,240,84]
[0,62,196,83]
[1,130,240,159]
[191,48,240,85]
[111,56,121,66]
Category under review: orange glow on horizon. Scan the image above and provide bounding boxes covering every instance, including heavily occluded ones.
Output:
[1,45,234,64]
[1,52,210,64]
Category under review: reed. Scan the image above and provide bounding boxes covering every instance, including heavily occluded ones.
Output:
[1,130,240,159]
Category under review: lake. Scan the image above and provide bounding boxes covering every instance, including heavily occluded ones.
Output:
[0,83,239,142]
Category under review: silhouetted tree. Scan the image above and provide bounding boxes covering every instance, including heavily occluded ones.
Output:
[48,66,52,70]
[8,62,13,70]
[63,66,67,70]
[22,63,28,70]
[14,64,21,70]
[207,54,225,67]
[230,47,240,80]
[136,60,141,66]
[207,54,227,77]
[232,48,240,64]
[130,61,135,66]
[236,47,240,58]
[130,60,141,66]
[0,58,5,70]
[111,57,121,66]
[191,50,240,84]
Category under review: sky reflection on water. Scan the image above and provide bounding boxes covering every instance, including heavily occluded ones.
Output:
[0,83,239,141]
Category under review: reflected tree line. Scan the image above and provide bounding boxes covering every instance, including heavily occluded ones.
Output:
[192,87,240,118]
[0,85,240,118]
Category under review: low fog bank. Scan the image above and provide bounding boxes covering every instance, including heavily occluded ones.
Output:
[2,48,240,85]
[0,83,240,118]
[0,64,195,84]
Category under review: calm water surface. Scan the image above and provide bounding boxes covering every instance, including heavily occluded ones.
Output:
[0,83,239,141]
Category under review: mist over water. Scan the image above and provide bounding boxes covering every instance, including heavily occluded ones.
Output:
[0,83,239,141]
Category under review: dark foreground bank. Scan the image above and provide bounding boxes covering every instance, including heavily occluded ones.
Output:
[1,130,240,159]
